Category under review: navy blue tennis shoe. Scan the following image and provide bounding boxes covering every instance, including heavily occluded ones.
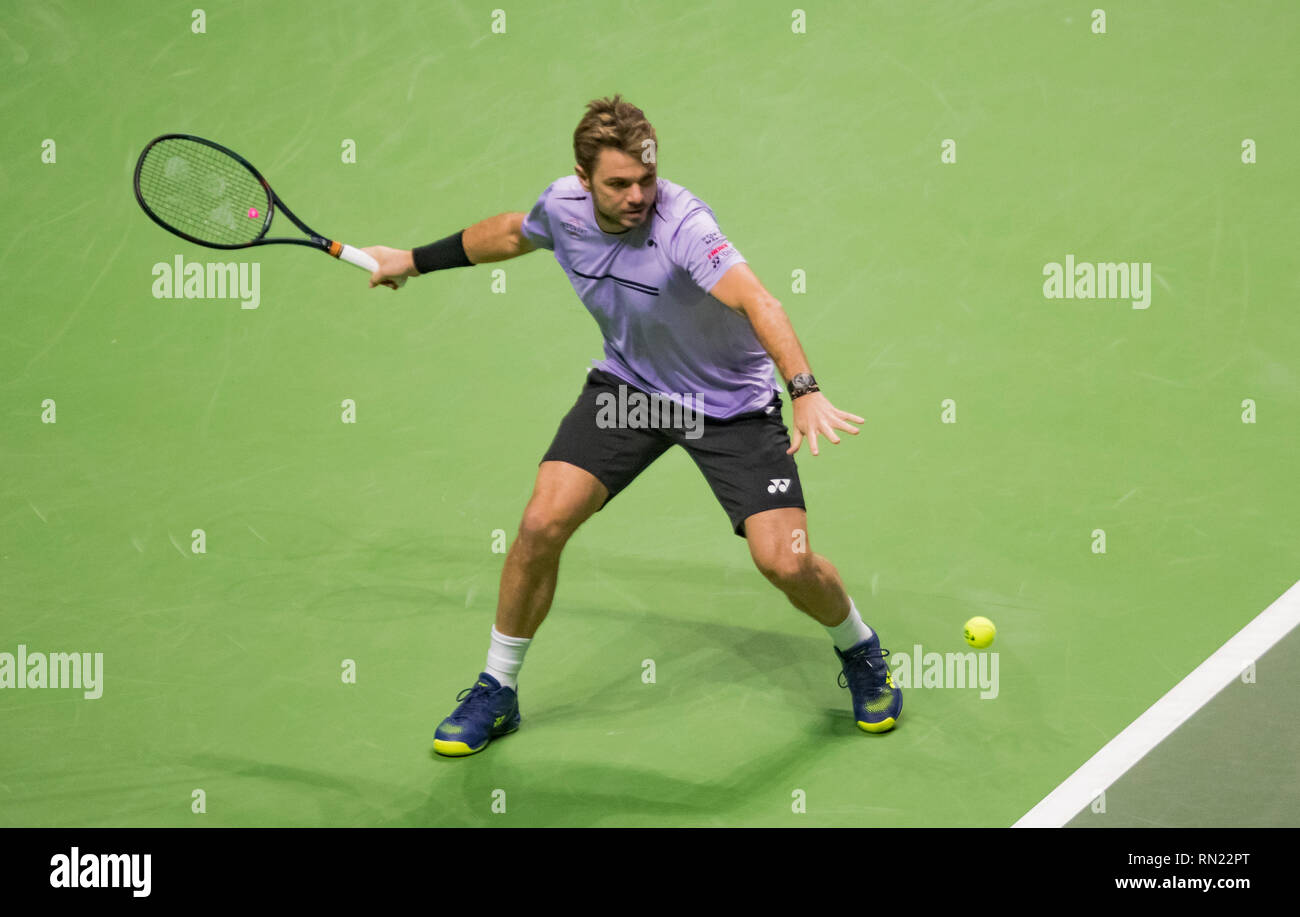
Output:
[835,633,902,733]
[433,672,520,756]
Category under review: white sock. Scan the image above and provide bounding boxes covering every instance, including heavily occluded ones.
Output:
[826,598,874,651]
[485,626,531,690]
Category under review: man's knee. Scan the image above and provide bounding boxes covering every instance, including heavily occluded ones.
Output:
[753,547,816,588]
[516,504,583,557]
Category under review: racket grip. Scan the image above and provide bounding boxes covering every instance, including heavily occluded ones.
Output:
[334,243,406,287]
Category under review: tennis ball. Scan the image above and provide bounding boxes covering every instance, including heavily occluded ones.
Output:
[963,616,996,648]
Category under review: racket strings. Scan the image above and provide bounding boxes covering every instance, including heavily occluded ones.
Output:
[137,138,270,246]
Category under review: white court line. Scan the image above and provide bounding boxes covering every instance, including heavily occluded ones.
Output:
[1014,579,1300,828]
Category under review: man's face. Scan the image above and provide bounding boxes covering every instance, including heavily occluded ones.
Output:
[576,147,657,233]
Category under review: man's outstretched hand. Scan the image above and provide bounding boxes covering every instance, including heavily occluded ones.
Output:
[361,246,418,290]
[787,391,863,456]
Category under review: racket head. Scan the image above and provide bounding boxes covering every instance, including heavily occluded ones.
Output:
[133,134,276,250]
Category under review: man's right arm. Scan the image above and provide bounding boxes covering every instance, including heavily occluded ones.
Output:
[464,212,536,263]
[362,212,536,289]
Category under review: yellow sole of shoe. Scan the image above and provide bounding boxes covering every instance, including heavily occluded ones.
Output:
[433,739,486,756]
[857,717,897,734]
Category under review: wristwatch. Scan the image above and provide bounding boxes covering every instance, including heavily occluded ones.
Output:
[787,373,820,399]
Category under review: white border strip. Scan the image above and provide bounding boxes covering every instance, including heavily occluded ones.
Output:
[1014,579,1300,827]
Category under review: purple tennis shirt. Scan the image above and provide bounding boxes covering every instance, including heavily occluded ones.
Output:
[520,174,779,420]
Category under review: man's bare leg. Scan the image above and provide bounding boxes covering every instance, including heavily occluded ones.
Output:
[495,460,608,638]
[743,506,901,733]
[742,506,852,626]
[433,461,607,756]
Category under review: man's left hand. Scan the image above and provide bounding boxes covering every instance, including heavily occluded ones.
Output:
[787,391,863,456]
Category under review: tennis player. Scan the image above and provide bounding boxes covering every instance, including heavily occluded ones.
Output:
[364,95,901,756]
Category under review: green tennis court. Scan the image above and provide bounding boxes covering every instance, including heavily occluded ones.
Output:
[2,0,1296,827]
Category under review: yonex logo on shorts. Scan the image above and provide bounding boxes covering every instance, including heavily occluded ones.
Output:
[767,478,791,493]
[595,384,706,440]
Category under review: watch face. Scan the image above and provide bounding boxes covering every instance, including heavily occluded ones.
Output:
[788,374,820,399]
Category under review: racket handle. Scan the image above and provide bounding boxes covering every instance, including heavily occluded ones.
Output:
[332,242,407,287]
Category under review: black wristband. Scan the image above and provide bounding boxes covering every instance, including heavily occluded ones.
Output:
[412,230,473,274]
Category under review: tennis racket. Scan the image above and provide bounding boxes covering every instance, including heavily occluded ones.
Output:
[133,133,403,286]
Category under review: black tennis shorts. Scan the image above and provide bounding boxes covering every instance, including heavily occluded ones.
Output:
[540,368,806,537]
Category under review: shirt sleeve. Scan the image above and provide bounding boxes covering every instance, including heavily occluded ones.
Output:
[520,182,555,251]
[667,205,746,295]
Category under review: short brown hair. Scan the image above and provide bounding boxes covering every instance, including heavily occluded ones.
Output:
[573,94,657,180]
